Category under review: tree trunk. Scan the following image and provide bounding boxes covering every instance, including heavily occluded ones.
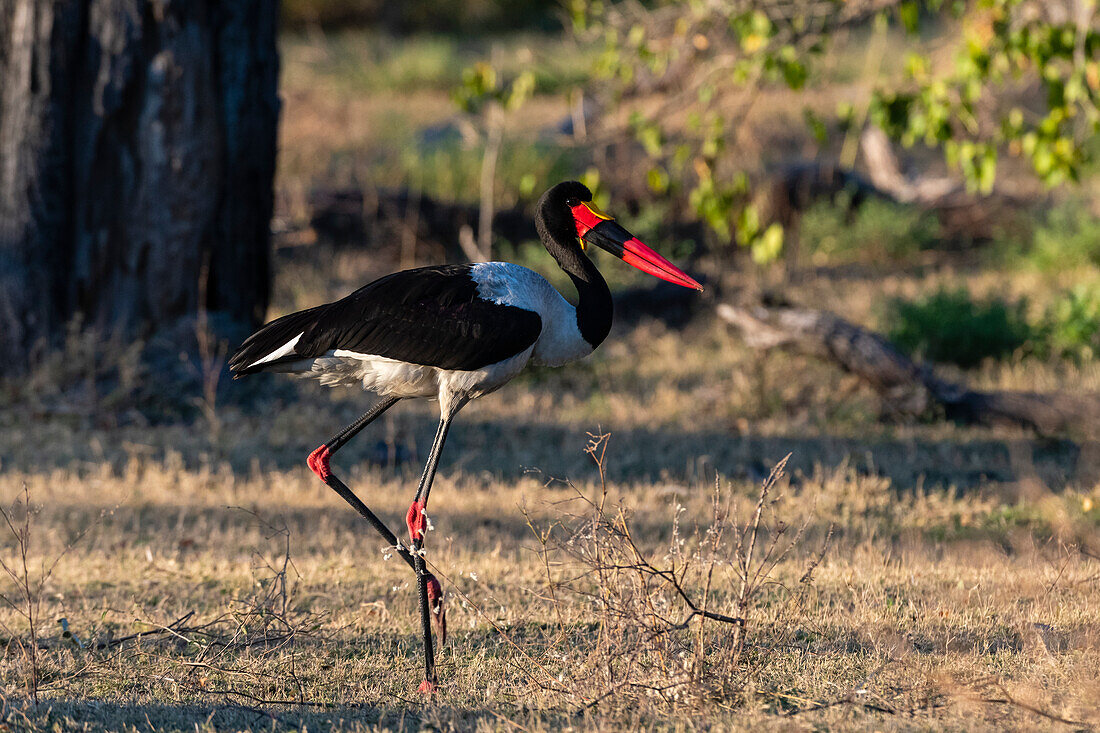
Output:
[0,0,279,368]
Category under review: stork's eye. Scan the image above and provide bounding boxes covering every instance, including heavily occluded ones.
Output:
[566,197,580,207]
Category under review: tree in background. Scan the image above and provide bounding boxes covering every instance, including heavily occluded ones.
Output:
[0,1,279,370]
[452,61,536,261]
[568,0,1099,261]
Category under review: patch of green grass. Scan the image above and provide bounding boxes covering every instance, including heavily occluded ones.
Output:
[305,133,583,213]
[282,31,596,95]
[400,139,582,208]
[1033,286,1100,362]
[883,285,1100,367]
[801,195,941,264]
[996,197,1100,274]
[883,287,1033,368]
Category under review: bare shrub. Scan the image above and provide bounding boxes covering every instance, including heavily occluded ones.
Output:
[0,484,102,705]
[0,484,48,704]
[527,432,830,713]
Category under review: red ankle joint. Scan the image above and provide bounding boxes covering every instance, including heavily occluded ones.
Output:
[406,500,427,542]
[426,574,447,645]
[425,575,442,604]
[417,679,437,694]
[307,445,331,481]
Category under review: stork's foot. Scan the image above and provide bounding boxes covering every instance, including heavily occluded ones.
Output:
[307,444,332,481]
[426,574,447,645]
[417,679,438,694]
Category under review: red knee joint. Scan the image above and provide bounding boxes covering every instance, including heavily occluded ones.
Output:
[417,679,437,694]
[406,500,428,541]
[307,445,331,481]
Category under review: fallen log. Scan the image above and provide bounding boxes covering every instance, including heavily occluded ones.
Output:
[717,300,1100,440]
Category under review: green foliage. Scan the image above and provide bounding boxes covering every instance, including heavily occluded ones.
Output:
[884,287,1033,367]
[563,0,1098,261]
[872,0,1100,190]
[1034,286,1100,362]
[453,63,537,114]
[886,284,1100,366]
[571,0,857,261]
[1019,198,1100,272]
[801,197,941,263]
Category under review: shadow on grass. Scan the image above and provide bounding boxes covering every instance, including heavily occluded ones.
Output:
[1,404,1095,492]
[3,696,462,732]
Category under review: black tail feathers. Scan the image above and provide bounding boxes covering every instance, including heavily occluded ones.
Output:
[228,305,326,377]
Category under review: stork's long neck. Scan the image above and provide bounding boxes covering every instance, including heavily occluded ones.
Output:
[567,253,612,349]
[535,197,614,351]
[558,246,612,350]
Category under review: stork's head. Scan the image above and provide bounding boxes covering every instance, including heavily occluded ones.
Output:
[536,181,702,291]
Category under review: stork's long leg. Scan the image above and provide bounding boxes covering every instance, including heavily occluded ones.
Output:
[405,410,458,691]
[307,397,415,570]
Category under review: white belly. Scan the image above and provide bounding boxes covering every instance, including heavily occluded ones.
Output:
[277,347,534,407]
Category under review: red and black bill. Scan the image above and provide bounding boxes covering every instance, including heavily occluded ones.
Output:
[570,202,703,291]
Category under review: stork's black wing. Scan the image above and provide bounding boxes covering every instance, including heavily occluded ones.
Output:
[229,265,542,376]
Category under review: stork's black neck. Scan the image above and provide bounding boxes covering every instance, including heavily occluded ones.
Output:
[535,209,612,350]
[562,250,612,349]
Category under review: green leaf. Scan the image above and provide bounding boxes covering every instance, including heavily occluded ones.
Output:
[752,223,785,264]
[638,125,663,156]
[581,167,601,195]
[647,166,670,193]
[519,174,537,197]
[804,109,828,143]
[736,204,760,242]
[781,57,808,89]
[899,1,920,34]
[506,71,536,111]
[978,146,997,193]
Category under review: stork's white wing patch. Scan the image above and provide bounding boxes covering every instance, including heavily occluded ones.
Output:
[246,332,303,369]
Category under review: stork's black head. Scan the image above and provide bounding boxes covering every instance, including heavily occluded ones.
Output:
[535,181,594,260]
[535,181,703,291]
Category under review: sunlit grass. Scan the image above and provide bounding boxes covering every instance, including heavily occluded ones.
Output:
[1,420,1097,730]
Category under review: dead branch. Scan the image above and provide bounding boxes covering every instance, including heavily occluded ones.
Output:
[859,127,962,206]
[95,611,196,649]
[717,301,1100,439]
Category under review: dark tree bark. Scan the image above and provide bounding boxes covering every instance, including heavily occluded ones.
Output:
[0,1,279,368]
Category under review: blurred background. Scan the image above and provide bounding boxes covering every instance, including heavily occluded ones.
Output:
[1,1,1100,726]
[4,0,1099,452]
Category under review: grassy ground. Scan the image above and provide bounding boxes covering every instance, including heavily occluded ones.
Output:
[0,405,1098,730]
[2,26,1100,733]
[2,311,1098,730]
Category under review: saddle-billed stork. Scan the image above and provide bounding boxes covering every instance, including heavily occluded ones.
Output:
[229,181,701,692]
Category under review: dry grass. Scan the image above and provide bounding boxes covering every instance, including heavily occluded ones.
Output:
[1,375,1098,730]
